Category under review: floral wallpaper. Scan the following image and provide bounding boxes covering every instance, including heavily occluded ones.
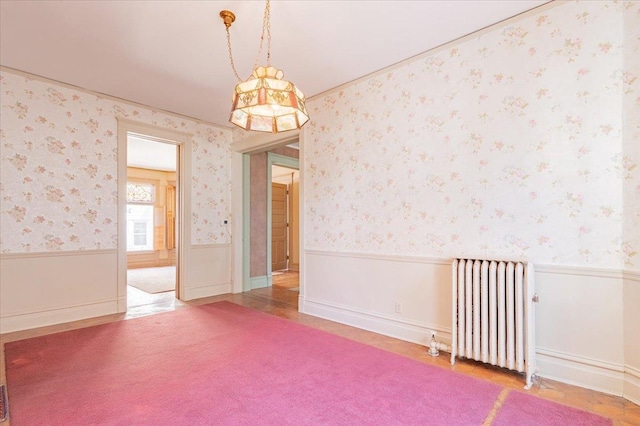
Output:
[304,1,639,270]
[0,71,232,252]
[623,1,640,271]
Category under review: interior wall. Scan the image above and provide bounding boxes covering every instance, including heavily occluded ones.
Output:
[622,1,640,405]
[301,0,637,399]
[249,152,268,279]
[0,69,233,332]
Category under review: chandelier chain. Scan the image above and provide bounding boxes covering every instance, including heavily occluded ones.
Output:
[224,0,272,82]
[266,0,272,65]
[225,27,242,82]
[251,0,272,73]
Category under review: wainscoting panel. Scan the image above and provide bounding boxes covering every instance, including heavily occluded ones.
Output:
[624,366,640,406]
[301,250,452,347]
[0,250,118,333]
[183,244,232,300]
[623,271,640,405]
[534,266,624,393]
[301,250,629,398]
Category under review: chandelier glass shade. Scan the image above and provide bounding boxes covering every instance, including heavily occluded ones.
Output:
[230,66,309,133]
[220,1,310,133]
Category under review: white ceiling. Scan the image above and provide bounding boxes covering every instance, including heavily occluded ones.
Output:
[128,135,177,171]
[0,1,549,129]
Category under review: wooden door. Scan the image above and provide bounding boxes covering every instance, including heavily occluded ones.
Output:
[271,182,288,271]
[166,184,176,250]
[288,179,300,271]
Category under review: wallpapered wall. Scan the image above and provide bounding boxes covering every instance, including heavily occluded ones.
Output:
[304,1,639,270]
[623,2,640,271]
[0,71,232,252]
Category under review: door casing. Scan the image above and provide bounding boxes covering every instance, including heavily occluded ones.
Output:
[266,153,299,284]
[116,118,192,311]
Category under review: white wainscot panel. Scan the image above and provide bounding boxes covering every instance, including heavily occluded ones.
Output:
[301,251,628,398]
[623,272,640,405]
[183,244,232,300]
[301,250,452,347]
[534,267,625,395]
[0,250,118,333]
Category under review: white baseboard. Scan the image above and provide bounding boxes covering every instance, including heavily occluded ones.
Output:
[536,348,625,396]
[301,293,631,398]
[182,282,230,300]
[302,249,637,402]
[0,300,118,334]
[250,275,268,290]
[117,296,127,313]
[300,297,452,348]
[624,366,640,406]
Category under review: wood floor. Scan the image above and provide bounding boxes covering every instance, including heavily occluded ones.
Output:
[1,270,638,425]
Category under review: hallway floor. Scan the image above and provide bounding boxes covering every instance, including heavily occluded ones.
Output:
[1,276,638,425]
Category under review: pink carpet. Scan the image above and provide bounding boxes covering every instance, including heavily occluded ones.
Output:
[494,390,612,425]
[5,302,610,425]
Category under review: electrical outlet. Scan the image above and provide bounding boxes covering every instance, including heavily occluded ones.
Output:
[394,302,402,314]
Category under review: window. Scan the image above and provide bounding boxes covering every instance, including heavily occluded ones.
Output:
[133,222,148,246]
[127,182,155,203]
[126,182,155,252]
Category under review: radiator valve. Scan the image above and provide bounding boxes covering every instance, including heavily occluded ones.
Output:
[428,333,440,357]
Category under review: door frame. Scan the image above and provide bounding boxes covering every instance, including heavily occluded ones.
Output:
[231,130,303,294]
[266,153,299,283]
[116,118,193,311]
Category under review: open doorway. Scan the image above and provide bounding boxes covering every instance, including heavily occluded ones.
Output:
[271,164,299,292]
[126,135,178,309]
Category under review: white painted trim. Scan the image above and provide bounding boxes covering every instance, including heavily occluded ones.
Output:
[537,347,625,373]
[235,135,304,295]
[190,243,231,250]
[231,130,300,154]
[231,152,244,294]
[182,283,230,301]
[307,1,561,102]
[623,270,640,282]
[117,119,192,308]
[250,275,269,290]
[0,297,117,320]
[241,154,251,292]
[0,250,119,332]
[624,365,640,406]
[536,348,624,396]
[0,66,229,130]
[266,153,300,278]
[0,300,118,334]
[117,118,194,140]
[304,249,450,266]
[537,264,624,279]
[0,249,117,259]
[301,297,452,348]
[302,248,635,399]
[304,249,628,278]
[298,129,307,302]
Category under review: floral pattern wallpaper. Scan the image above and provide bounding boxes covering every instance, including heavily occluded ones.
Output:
[623,2,640,271]
[0,71,232,252]
[304,1,639,270]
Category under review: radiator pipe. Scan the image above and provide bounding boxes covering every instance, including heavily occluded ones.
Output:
[427,333,451,357]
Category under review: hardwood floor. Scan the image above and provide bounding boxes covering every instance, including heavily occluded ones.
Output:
[1,274,638,425]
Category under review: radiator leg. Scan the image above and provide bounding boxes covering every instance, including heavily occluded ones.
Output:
[525,370,535,390]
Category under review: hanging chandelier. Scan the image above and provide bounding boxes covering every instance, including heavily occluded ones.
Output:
[220,1,310,133]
